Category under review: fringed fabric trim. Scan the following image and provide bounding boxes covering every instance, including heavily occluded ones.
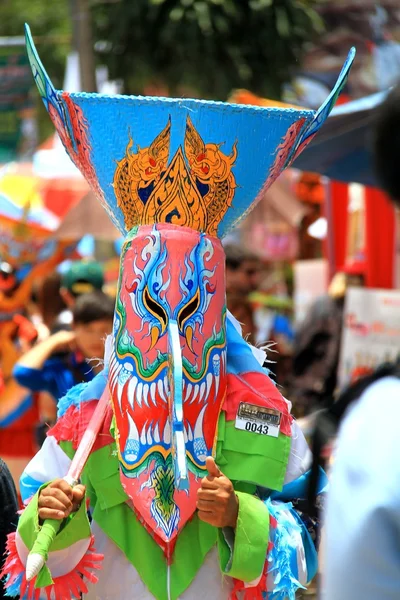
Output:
[266,500,306,600]
[1,532,103,599]
[230,502,307,600]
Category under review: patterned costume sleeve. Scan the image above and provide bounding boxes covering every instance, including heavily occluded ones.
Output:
[1,383,103,600]
[216,418,326,599]
[19,436,72,503]
[264,429,326,599]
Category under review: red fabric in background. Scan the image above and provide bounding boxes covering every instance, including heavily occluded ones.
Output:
[365,187,395,289]
[0,397,39,457]
[41,178,89,219]
[327,181,349,278]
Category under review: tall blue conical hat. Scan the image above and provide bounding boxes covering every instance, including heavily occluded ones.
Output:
[25,25,355,237]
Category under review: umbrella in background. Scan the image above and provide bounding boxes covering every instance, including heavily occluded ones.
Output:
[231,88,388,187]
[293,90,388,186]
[0,163,79,279]
[0,163,60,230]
[32,138,91,220]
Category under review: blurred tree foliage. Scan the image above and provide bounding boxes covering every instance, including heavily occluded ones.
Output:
[93,0,324,100]
[0,0,323,141]
[0,0,71,140]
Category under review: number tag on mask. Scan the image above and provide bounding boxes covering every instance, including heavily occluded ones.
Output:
[235,402,281,438]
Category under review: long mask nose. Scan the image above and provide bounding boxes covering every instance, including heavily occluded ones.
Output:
[168,319,189,491]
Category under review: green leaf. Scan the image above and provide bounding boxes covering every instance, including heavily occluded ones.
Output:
[249,0,273,10]
[170,7,184,20]
[276,7,291,38]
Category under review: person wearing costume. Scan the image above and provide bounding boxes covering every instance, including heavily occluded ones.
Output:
[1,26,354,600]
[0,249,71,492]
[12,291,114,448]
[0,149,77,484]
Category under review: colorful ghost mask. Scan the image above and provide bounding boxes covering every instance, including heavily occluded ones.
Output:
[26,24,354,551]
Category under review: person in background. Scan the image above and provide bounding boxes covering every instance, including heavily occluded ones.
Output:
[0,253,62,316]
[324,84,400,600]
[226,293,255,344]
[39,260,105,331]
[0,317,39,500]
[250,265,295,391]
[0,262,18,300]
[0,459,19,599]
[12,291,114,406]
[0,253,74,494]
[60,260,104,309]
[37,272,68,334]
[224,244,261,296]
[224,245,262,345]
[29,267,105,449]
[290,261,364,416]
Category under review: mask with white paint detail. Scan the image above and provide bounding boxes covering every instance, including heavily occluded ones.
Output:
[109,223,226,547]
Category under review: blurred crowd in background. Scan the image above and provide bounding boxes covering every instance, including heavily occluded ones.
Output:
[0,246,366,499]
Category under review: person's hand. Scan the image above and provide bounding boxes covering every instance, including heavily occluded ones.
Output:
[50,330,76,352]
[196,457,239,529]
[38,479,86,521]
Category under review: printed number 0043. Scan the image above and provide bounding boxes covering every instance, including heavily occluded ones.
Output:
[245,421,269,435]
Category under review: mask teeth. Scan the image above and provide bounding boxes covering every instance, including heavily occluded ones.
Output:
[190,383,200,404]
[205,373,213,399]
[193,405,208,463]
[140,421,147,445]
[158,378,166,403]
[127,376,138,409]
[116,370,172,412]
[124,413,139,463]
[117,380,124,411]
[198,381,206,403]
[109,362,122,393]
[164,375,170,397]
[184,422,193,443]
[146,424,153,445]
[150,382,157,406]
[153,422,160,443]
[163,419,171,444]
[184,383,193,403]
[143,383,150,407]
[136,382,143,407]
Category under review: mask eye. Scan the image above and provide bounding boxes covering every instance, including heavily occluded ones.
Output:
[143,286,168,335]
[177,289,200,332]
[177,290,201,352]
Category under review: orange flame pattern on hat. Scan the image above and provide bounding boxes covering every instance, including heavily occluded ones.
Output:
[113,116,237,235]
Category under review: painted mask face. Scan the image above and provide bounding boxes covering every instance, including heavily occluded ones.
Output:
[108,223,226,546]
